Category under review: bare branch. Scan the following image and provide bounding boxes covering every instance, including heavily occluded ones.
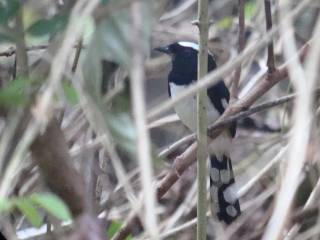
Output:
[14,8,29,77]
[111,40,309,240]
[147,0,311,120]
[71,39,83,73]
[230,0,245,101]
[264,0,276,73]
[129,1,159,238]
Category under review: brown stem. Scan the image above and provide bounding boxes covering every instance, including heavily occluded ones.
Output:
[264,0,276,73]
[71,39,83,73]
[111,41,310,240]
[30,119,87,217]
[230,0,245,101]
[14,9,29,77]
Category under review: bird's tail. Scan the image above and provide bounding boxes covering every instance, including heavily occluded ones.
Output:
[209,153,241,224]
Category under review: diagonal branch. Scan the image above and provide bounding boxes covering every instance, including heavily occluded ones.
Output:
[148,0,311,121]
[111,41,309,240]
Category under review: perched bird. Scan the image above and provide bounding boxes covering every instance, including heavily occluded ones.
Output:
[155,41,241,225]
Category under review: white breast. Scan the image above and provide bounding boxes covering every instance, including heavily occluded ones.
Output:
[169,82,221,132]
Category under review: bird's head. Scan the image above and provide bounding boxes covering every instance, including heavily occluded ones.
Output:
[155,41,199,59]
[155,42,199,75]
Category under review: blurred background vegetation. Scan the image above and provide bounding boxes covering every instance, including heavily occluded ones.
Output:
[0,0,319,239]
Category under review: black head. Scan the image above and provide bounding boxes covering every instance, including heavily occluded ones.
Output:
[155,41,216,86]
[155,41,199,56]
[155,42,199,85]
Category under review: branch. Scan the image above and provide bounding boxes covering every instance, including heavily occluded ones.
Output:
[230,0,245,101]
[1,1,105,239]
[0,45,45,57]
[0,44,85,58]
[14,8,29,77]
[111,40,310,240]
[71,39,83,73]
[262,7,320,239]
[148,0,310,120]
[129,1,159,237]
[264,0,276,73]
[196,0,209,237]
[30,119,87,217]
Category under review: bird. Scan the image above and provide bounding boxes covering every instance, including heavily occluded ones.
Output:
[155,41,241,225]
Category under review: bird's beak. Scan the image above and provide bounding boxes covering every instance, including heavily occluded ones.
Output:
[154,46,171,54]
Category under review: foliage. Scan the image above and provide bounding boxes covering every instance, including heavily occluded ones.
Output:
[62,81,79,105]
[0,0,20,25]
[107,221,132,239]
[27,13,69,37]
[0,77,31,107]
[0,193,71,228]
[0,0,319,239]
[81,0,154,154]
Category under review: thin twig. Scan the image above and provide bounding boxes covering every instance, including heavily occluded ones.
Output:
[130,2,159,238]
[0,45,47,57]
[262,3,318,240]
[264,0,276,73]
[111,38,310,240]
[33,0,99,127]
[230,0,245,101]
[147,0,311,120]
[71,39,83,73]
[14,8,29,76]
[285,177,320,238]
[156,93,292,159]
[0,44,84,58]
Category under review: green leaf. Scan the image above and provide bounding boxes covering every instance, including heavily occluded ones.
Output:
[62,81,79,105]
[0,198,13,213]
[27,14,69,36]
[245,1,256,20]
[14,198,42,228]
[100,0,110,5]
[107,221,132,239]
[0,31,13,43]
[89,0,154,69]
[107,111,136,154]
[0,77,30,107]
[0,0,20,24]
[216,17,233,29]
[81,0,155,155]
[107,221,121,238]
[30,193,71,221]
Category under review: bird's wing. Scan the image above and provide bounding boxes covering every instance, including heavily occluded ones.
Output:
[207,55,236,137]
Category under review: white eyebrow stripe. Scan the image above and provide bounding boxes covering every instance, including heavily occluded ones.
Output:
[178,41,199,50]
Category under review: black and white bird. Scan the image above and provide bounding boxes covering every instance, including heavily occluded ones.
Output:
[156,41,241,225]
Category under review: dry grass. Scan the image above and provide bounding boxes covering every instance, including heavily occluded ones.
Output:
[0,0,319,239]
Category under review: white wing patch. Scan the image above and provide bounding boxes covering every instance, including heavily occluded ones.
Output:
[178,41,199,51]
